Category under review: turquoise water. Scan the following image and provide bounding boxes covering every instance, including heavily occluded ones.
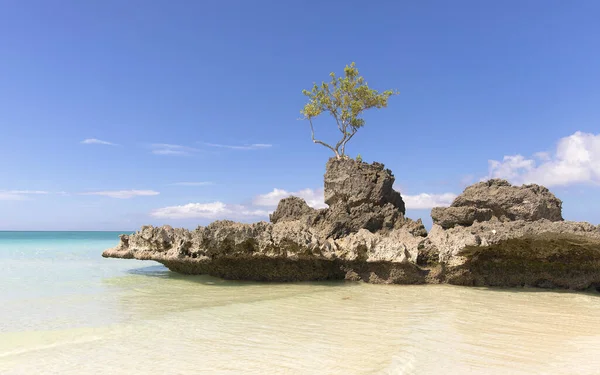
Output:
[1,231,140,331]
[2,231,600,374]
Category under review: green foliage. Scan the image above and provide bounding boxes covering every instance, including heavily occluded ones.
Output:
[300,62,398,158]
[356,153,363,163]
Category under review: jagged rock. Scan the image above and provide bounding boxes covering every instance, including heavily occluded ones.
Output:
[324,158,405,212]
[103,159,600,291]
[431,206,493,229]
[415,238,440,267]
[428,219,600,261]
[270,196,316,224]
[103,222,426,283]
[402,218,429,237]
[103,158,427,284]
[312,202,405,239]
[432,179,563,228]
[424,179,600,289]
[316,158,409,237]
[428,220,600,289]
[427,179,599,290]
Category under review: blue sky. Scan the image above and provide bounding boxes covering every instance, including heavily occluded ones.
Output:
[1,0,599,230]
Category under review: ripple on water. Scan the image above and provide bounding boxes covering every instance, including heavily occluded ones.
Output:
[2,267,600,375]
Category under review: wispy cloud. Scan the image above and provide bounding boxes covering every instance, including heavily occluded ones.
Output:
[5,190,49,195]
[253,188,326,209]
[204,142,272,151]
[169,182,214,186]
[81,190,160,199]
[150,143,199,156]
[81,138,118,146]
[151,202,269,220]
[487,131,600,187]
[0,190,50,201]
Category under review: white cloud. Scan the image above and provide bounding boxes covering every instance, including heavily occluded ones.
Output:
[170,182,214,186]
[204,142,272,150]
[150,186,458,221]
[81,138,118,146]
[487,155,536,182]
[488,131,600,187]
[253,188,327,209]
[150,144,198,156]
[151,202,269,220]
[81,190,160,199]
[403,193,457,209]
[0,190,50,201]
[151,187,324,221]
[533,151,551,161]
[254,187,456,210]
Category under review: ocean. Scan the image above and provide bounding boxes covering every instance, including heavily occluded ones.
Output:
[1,231,600,374]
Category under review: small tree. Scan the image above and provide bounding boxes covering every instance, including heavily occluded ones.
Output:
[300,62,398,159]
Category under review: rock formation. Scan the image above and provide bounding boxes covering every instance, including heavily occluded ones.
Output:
[104,158,428,284]
[426,179,600,290]
[103,159,600,291]
[431,179,563,228]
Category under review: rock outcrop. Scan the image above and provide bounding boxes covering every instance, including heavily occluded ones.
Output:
[324,159,404,212]
[427,179,600,290]
[431,179,563,228]
[269,196,316,224]
[104,158,428,284]
[103,160,600,291]
[426,220,600,289]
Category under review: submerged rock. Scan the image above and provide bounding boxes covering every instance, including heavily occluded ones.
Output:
[103,158,600,291]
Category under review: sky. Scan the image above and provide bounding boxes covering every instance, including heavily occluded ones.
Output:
[1,0,599,230]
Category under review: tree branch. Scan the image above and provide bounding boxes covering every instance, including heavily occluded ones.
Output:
[334,124,350,157]
[331,110,344,134]
[340,127,358,156]
[309,118,339,158]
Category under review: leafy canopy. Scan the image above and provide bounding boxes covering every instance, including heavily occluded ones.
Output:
[300,62,398,158]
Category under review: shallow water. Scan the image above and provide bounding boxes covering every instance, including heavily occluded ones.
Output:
[1,232,600,374]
